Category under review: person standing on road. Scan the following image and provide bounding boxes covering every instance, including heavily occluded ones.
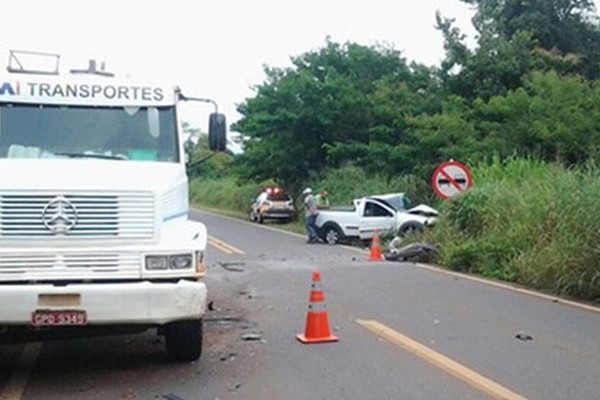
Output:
[302,187,321,243]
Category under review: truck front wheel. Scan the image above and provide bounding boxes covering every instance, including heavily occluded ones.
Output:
[164,319,203,362]
[323,225,343,244]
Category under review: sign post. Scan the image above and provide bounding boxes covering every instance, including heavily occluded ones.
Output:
[431,160,473,199]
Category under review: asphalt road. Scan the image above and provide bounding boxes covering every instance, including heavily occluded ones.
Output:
[1,208,599,400]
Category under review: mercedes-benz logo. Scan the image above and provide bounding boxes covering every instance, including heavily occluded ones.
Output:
[42,196,78,234]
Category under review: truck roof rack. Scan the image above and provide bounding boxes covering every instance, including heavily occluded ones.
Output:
[70,59,114,77]
[7,49,60,75]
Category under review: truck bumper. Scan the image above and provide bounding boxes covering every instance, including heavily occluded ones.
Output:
[263,211,293,219]
[0,279,206,326]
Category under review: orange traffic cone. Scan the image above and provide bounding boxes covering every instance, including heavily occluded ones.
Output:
[297,270,338,344]
[368,231,384,261]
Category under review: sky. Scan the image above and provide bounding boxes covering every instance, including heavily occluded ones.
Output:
[1,0,598,135]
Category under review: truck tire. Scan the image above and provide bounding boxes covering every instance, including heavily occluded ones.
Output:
[165,319,203,362]
[322,224,343,244]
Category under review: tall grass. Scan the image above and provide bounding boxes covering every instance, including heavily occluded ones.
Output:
[189,178,259,218]
[426,157,600,301]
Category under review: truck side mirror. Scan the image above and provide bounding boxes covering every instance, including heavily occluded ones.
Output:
[208,113,227,152]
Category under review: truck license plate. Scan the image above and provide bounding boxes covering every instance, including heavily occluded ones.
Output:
[31,310,87,326]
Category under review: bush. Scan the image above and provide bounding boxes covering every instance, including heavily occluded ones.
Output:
[429,157,600,301]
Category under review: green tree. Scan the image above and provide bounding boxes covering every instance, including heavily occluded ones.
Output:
[445,31,544,100]
[232,39,439,187]
[187,134,235,179]
[475,71,600,165]
[438,1,600,103]
[459,0,600,79]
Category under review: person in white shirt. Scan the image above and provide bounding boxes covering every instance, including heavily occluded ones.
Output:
[302,187,321,243]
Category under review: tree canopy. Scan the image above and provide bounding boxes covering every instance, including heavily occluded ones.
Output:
[445,0,600,92]
[232,40,447,187]
[227,1,600,190]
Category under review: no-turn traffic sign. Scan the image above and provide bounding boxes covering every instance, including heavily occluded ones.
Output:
[431,160,473,199]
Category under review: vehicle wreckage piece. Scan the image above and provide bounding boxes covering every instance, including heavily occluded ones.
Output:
[384,242,437,262]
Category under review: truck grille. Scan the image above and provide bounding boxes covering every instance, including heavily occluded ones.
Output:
[0,252,140,280]
[0,192,154,239]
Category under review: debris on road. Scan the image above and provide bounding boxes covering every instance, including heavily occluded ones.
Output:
[229,382,242,392]
[218,261,246,272]
[240,332,262,341]
[384,242,436,263]
[162,394,187,400]
[515,331,534,341]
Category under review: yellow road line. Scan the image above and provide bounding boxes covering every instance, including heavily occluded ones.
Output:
[357,319,528,400]
[0,343,42,400]
[208,236,244,255]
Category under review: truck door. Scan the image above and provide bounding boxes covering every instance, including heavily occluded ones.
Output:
[358,200,395,239]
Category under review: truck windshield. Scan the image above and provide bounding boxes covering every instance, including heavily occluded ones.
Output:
[0,103,179,162]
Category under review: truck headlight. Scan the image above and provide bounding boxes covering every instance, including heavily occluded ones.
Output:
[170,254,193,269]
[145,254,193,270]
[146,255,168,270]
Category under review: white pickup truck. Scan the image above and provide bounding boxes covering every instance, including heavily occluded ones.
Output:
[315,193,439,244]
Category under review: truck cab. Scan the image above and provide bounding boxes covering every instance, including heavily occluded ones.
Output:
[0,50,226,361]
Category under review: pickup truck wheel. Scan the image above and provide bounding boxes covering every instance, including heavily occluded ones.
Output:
[399,222,424,236]
[165,320,203,362]
[323,226,342,244]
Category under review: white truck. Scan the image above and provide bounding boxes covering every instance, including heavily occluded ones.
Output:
[0,51,226,361]
[315,193,439,244]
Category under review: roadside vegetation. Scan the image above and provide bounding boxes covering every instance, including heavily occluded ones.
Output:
[188,1,600,303]
[425,157,600,301]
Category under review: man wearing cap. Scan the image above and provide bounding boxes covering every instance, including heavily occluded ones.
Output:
[302,187,321,243]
